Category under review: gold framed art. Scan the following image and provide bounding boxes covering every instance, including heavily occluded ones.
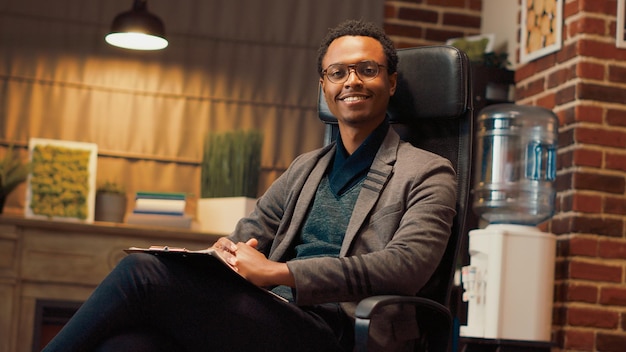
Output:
[520,0,563,63]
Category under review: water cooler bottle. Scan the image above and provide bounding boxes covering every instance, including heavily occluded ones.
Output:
[460,104,558,342]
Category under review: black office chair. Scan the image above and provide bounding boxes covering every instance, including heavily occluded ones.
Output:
[318,45,473,352]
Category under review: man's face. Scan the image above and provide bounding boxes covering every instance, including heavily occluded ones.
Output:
[320,36,397,131]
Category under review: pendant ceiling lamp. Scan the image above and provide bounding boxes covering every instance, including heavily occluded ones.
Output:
[105,0,168,50]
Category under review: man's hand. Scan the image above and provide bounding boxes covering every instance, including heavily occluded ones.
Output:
[212,237,295,288]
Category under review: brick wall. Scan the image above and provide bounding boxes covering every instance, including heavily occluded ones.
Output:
[383,0,483,48]
[515,0,626,350]
[384,0,626,351]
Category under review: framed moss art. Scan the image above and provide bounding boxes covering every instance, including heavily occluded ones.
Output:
[25,138,98,222]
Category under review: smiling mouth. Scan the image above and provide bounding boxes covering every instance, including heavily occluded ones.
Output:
[340,96,369,102]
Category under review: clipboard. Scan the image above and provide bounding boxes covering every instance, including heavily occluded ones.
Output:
[124,246,288,302]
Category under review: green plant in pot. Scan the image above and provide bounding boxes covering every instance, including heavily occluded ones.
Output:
[0,145,30,214]
[198,130,263,234]
[95,180,127,223]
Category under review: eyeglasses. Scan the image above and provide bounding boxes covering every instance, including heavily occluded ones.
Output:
[322,61,386,84]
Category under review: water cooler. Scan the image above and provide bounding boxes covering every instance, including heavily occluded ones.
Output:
[460,104,558,343]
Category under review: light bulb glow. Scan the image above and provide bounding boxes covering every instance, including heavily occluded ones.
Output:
[105,32,168,50]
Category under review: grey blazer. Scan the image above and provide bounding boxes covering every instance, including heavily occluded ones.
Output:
[230,128,456,350]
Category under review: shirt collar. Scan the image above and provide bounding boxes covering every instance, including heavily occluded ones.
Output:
[328,119,389,196]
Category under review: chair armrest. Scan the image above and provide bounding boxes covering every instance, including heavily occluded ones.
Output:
[354,295,452,352]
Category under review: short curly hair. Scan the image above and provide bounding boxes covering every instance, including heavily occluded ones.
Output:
[317,19,398,78]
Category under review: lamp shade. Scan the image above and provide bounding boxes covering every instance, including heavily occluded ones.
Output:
[105,0,168,50]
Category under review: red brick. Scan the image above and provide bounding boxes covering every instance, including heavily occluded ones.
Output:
[515,62,539,82]
[567,17,581,39]
[468,0,481,11]
[606,152,626,172]
[604,196,626,216]
[579,17,610,36]
[577,61,605,81]
[567,306,619,328]
[579,82,626,105]
[573,171,626,194]
[552,217,573,237]
[600,287,626,306]
[536,93,556,109]
[576,104,604,123]
[606,108,626,127]
[518,77,546,100]
[571,215,624,237]
[424,28,465,42]
[568,236,599,256]
[442,13,481,29]
[569,260,623,282]
[599,239,626,259]
[556,42,578,64]
[563,0,581,19]
[609,65,626,84]
[555,84,576,105]
[597,332,626,352]
[575,126,626,149]
[573,148,603,168]
[564,329,594,350]
[384,23,423,39]
[398,7,438,23]
[426,0,466,8]
[581,0,619,15]
[579,39,626,61]
[548,67,574,89]
[566,283,599,303]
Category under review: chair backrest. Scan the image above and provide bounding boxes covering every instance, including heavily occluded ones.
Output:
[318,45,473,306]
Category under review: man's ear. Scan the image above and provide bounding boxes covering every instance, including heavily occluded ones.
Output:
[388,72,398,96]
[319,78,325,92]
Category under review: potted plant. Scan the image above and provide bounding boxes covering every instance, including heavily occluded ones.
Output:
[197,130,263,234]
[94,180,127,223]
[0,145,29,214]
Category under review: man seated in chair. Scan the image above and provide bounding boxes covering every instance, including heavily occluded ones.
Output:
[43,19,456,352]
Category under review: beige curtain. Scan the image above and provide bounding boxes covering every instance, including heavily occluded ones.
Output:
[0,0,383,213]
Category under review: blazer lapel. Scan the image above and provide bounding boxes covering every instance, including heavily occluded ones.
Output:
[268,147,335,259]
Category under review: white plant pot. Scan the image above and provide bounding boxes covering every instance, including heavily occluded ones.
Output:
[196,197,256,235]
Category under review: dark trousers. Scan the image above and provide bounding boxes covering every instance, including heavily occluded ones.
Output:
[42,253,352,352]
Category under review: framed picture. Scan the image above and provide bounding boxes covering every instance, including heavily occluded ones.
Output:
[617,0,626,48]
[446,33,495,62]
[521,0,563,63]
[25,138,98,223]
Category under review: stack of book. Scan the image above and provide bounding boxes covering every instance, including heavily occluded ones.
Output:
[125,192,192,229]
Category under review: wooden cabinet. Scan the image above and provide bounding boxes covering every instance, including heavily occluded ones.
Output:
[0,216,222,352]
